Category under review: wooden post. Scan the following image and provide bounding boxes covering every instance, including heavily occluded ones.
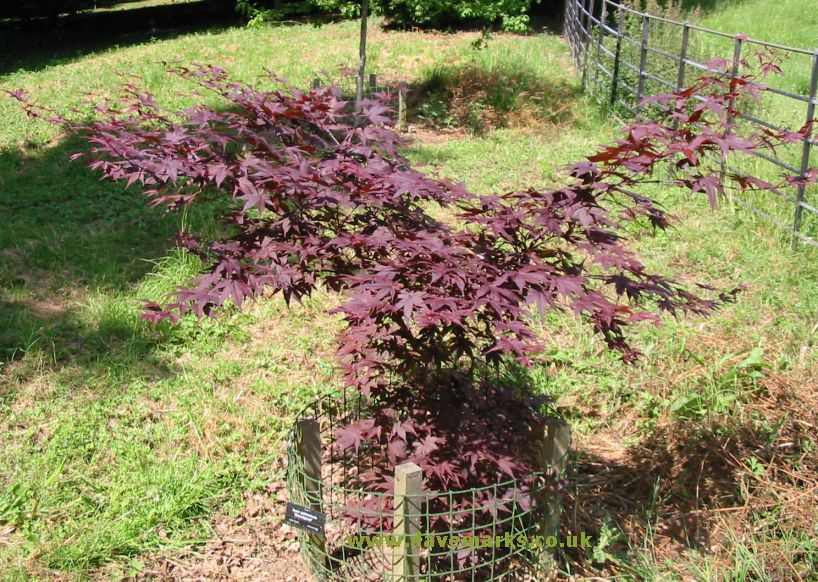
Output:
[669,21,691,176]
[563,0,571,50]
[583,0,594,45]
[312,78,321,90]
[674,22,690,124]
[535,418,571,539]
[296,419,326,556]
[398,87,408,132]
[571,0,583,70]
[727,36,743,120]
[355,0,369,115]
[793,50,818,249]
[369,72,378,96]
[676,22,690,93]
[581,0,596,89]
[392,462,422,581]
[575,0,585,70]
[529,417,570,578]
[722,36,743,206]
[569,0,579,69]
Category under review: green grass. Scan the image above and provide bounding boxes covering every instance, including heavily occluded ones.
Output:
[697,0,818,49]
[91,0,204,13]
[696,0,818,139]
[1,11,817,582]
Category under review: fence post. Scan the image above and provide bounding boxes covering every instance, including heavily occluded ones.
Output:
[581,0,596,89]
[675,22,690,93]
[593,0,608,87]
[565,0,572,65]
[667,21,692,177]
[392,462,423,581]
[369,72,378,96]
[573,0,584,70]
[793,50,818,249]
[564,0,573,66]
[673,21,691,129]
[355,0,369,115]
[564,0,571,50]
[610,3,625,106]
[295,419,326,557]
[566,0,572,67]
[721,36,744,204]
[727,36,743,127]
[636,13,650,110]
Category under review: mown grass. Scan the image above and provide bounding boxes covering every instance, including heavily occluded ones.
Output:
[1,10,817,582]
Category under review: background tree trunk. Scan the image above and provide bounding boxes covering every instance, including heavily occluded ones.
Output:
[355,0,369,114]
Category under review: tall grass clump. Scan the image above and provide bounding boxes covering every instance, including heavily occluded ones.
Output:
[412,41,579,133]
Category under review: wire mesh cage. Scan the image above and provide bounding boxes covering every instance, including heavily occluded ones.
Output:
[307,70,408,131]
[285,389,569,581]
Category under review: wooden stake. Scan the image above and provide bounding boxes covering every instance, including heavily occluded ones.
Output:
[295,419,326,557]
[369,72,378,96]
[532,417,571,575]
[392,462,422,581]
[355,0,369,115]
[398,87,407,132]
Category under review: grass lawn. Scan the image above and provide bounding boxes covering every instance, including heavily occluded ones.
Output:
[696,0,818,49]
[1,9,817,582]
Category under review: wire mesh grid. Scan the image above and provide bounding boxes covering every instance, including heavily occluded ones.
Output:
[310,71,405,118]
[286,389,566,581]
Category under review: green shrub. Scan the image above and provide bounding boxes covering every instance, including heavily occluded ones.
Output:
[311,0,362,18]
[235,0,316,25]
[236,0,541,31]
[379,0,540,31]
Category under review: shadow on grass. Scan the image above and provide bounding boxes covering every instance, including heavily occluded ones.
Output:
[0,134,186,376]
[502,364,817,577]
[0,126,272,578]
[0,0,240,77]
[559,414,817,576]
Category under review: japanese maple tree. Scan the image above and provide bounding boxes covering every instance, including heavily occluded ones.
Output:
[10,49,814,571]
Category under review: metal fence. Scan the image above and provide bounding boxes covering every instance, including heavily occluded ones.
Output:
[563,0,818,249]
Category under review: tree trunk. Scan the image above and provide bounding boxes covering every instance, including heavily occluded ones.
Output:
[355,0,369,115]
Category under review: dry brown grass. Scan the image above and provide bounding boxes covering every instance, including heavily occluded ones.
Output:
[560,366,818,579]
[410,61,580,135]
